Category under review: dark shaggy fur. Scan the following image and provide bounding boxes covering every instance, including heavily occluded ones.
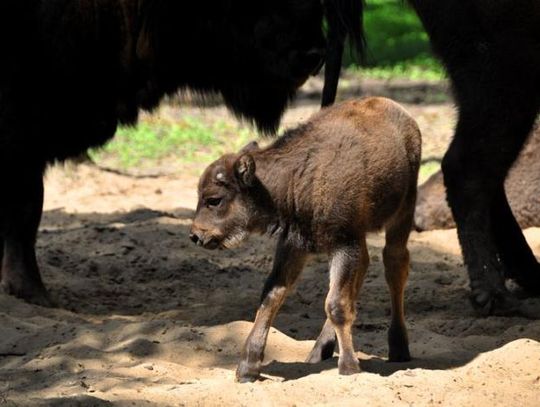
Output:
[191,97,421,382]
[405,0,540,315]
[0,0,363,305]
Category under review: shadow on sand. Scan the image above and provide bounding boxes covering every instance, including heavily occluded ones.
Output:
[1,206,539,404]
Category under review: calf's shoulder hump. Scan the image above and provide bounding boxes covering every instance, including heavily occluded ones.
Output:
[343,97,417,126]
[313,97,421,152]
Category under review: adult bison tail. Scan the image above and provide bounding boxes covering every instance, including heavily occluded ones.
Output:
[322,0,365,107]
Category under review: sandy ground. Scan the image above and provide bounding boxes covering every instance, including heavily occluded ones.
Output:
[1,91,540,406]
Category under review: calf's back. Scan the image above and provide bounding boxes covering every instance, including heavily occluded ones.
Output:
[254,97,421,248]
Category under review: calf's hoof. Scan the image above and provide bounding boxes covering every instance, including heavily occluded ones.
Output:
[470,287,520,317]
[236,362,261,383]
[0,279,54,307]
[338,359,360,376]
[305,341,336,364]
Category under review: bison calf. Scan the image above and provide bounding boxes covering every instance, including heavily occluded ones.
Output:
[191,97,421,382]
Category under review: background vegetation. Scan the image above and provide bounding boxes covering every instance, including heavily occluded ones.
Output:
[90,114,255,173]
[90,1,445,178]
[350,0,444,80]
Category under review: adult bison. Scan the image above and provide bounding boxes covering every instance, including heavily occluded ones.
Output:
[406,0,540,315]
[0,0,363,305]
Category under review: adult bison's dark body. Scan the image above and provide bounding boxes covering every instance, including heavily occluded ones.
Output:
[0,0,362,305]
[406,0,540,315]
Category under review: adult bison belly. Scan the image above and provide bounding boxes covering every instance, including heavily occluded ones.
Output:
[415,124,540,230]
[0,85,119,163]
[40,105,119,162]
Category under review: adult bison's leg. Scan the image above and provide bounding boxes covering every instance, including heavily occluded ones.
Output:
[491,186,540,294]
[442,102,539,315]
[0,238,3,278]
[410,0,540,313]
[0,163,50,306]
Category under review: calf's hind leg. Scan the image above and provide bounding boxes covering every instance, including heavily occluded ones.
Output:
[307,241,369,364]
[236,235,307,383]
[325,242,369,375]
[383,197,414,362]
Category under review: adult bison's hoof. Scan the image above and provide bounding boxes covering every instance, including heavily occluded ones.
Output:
[388,325,411,363]
[0,279,54,307]
[235,362,261,383]
[514,265,540,296]
[388,347,411,363]
[470,288,520,316]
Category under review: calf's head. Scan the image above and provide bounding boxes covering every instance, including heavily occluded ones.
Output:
[191,148,261,250]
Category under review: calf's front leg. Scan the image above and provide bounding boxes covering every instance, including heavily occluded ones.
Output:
[236,235,307,383]
[305,318,336,363]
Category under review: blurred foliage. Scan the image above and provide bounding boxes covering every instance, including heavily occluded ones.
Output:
[359,56,444,81]
[90,115,255,170]
[419,160,441,184]
[344,0,444,79]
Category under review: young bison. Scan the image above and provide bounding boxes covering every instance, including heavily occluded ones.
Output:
[191,97,421,382]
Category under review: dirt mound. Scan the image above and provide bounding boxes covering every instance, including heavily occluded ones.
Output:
[416,124,540,230]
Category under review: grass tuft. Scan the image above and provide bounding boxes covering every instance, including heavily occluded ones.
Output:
[89,115,255,172]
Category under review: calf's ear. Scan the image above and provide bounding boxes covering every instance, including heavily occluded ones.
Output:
[240,141,260,154]
[234,154,256,188]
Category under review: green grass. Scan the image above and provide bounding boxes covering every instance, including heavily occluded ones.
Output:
[344,0,444,80]
[419,160,441,184]
[90,113,442,186]
[359,56,445,81]
[89,115,255,171]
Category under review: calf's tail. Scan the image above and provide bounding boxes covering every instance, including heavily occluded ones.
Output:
[322,0,366,107]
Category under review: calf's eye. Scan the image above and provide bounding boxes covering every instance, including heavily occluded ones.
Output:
[206,197,223,208]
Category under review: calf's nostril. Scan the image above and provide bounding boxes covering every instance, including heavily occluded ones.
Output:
[204,237,220,250]
[189,233,199,244]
